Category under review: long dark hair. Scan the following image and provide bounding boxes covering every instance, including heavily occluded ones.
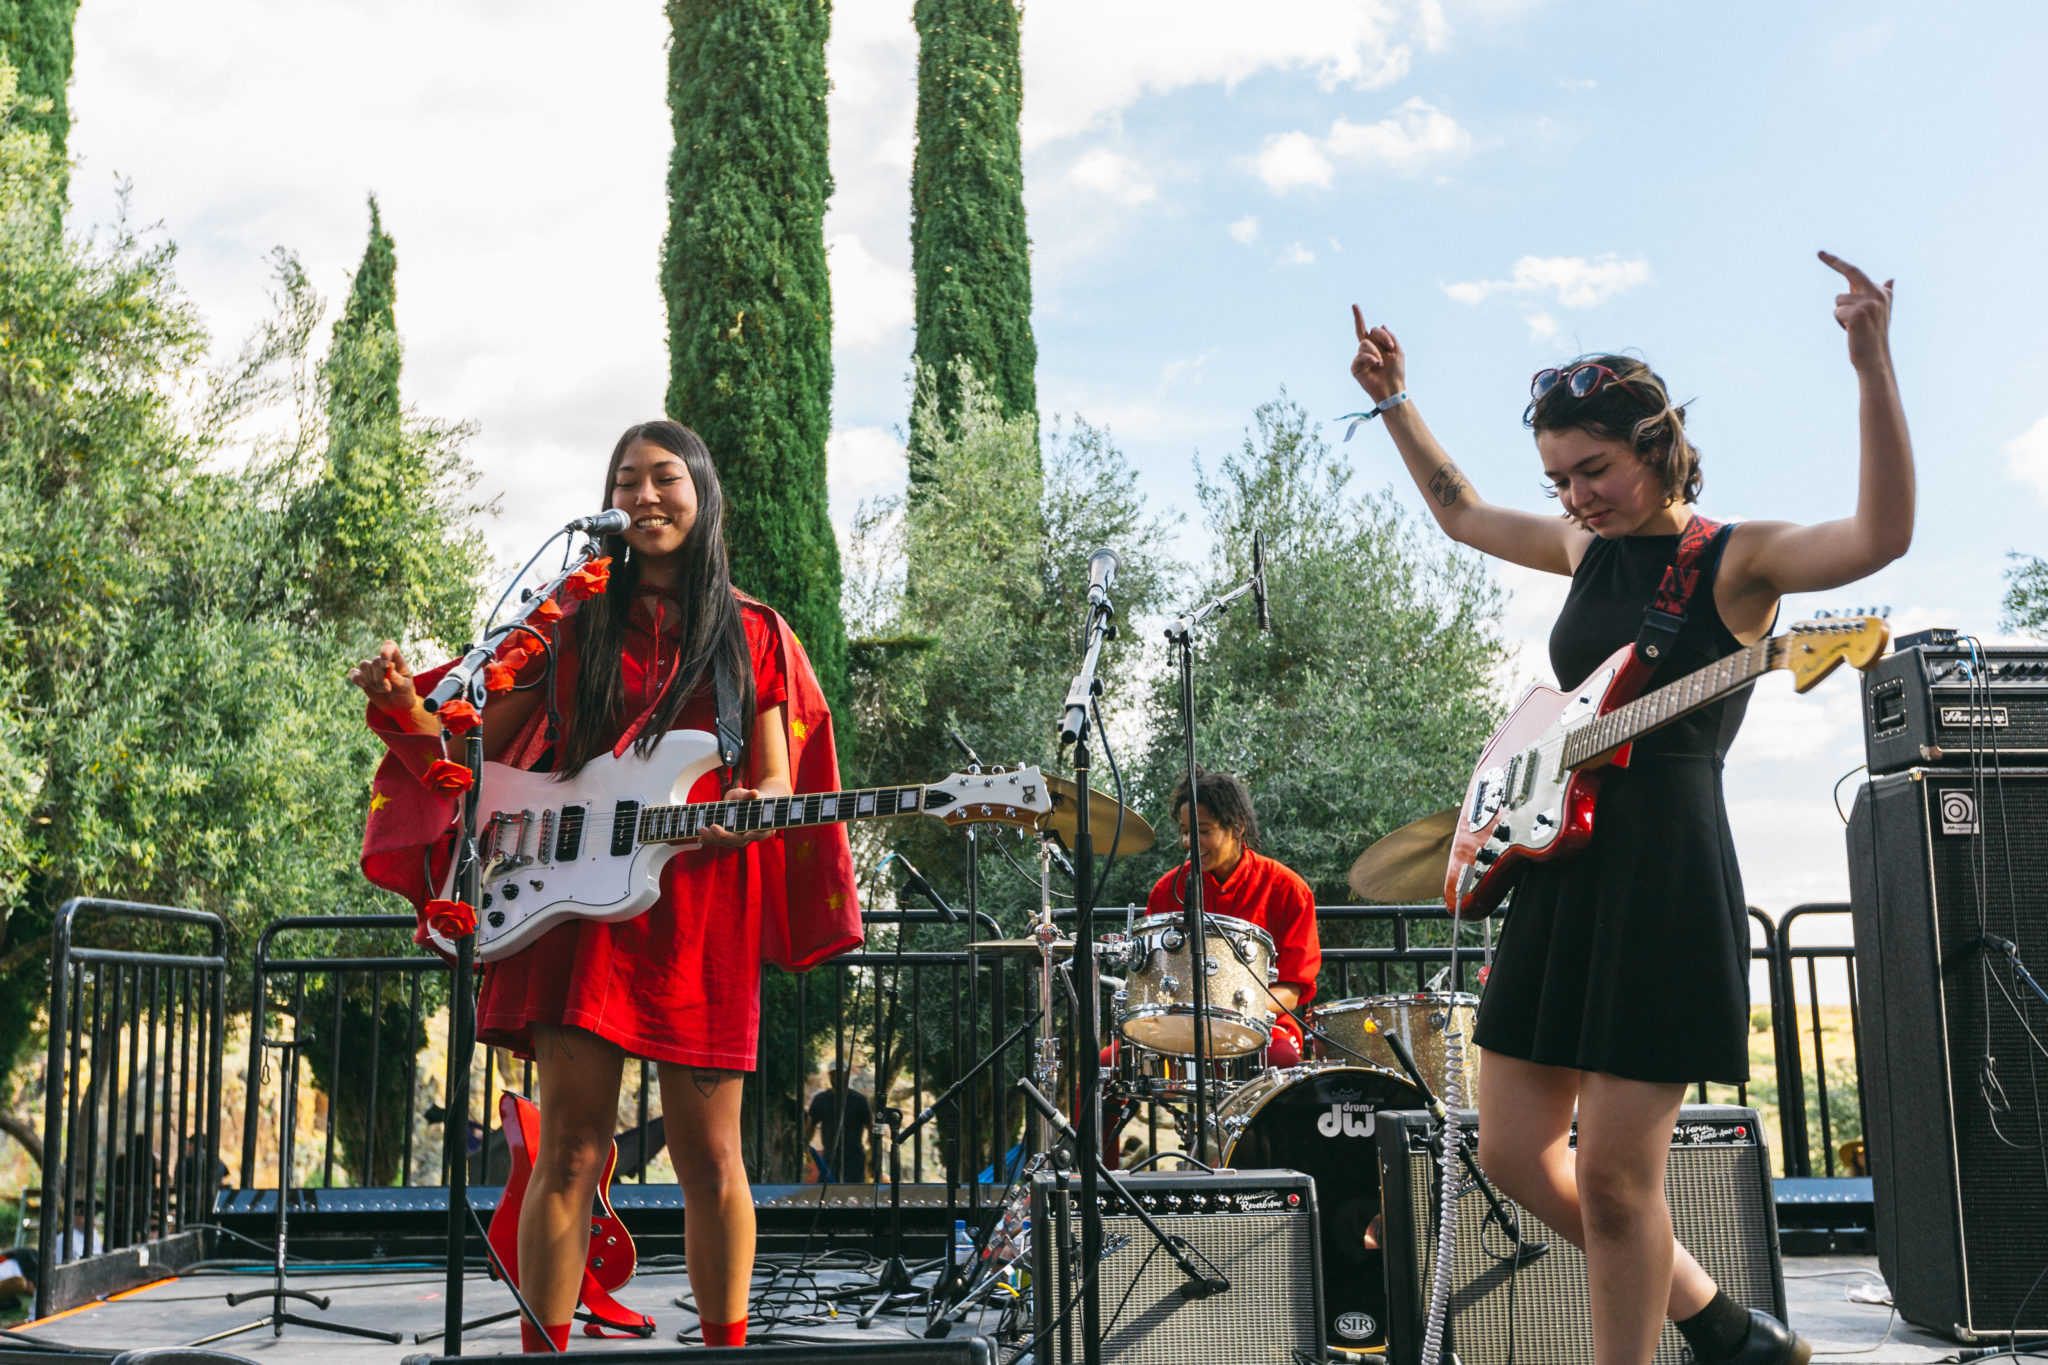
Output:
[1169,768,1262,853]
[557,420,755,779]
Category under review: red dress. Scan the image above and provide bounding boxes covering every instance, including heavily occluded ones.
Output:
[474,598,788,1069]
[1144,848,1323,1006]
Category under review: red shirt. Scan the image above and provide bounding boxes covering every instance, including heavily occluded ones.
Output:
[1144,848,1322,1007]
[474,598,788,1069]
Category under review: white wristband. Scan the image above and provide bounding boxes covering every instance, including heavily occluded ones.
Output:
[1341,392,1409,441]
[1376,390,1410,414]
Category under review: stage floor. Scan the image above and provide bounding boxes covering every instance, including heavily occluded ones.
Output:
[7,1256,1954,1362]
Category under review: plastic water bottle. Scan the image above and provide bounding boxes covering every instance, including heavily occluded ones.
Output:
[952,1219,976,1274]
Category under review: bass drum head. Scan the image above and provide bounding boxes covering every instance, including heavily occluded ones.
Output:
[1216,1065,1420,1352]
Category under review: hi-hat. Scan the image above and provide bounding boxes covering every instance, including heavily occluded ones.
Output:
[1347,806,1460,904]
[1039,775,1156,855]
[967,937,1076,959]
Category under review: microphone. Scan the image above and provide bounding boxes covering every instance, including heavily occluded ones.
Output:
[882,853,959,923]
[1086,547,1120,610]
[1251,529,1269,633]
[565,508,630,536]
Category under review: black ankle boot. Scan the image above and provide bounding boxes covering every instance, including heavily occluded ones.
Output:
[1722,1309,1812,1365]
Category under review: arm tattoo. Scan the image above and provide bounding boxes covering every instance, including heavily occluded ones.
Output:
[1428,462,1468,509]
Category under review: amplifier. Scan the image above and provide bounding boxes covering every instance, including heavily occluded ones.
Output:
[1030,1169,1323,1365]
[1374,1106,1786,1365]
[1863,637,2048,774]
[1849,768,2048,1340]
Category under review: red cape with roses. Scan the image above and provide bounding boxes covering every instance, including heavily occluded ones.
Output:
[359,593,863,971]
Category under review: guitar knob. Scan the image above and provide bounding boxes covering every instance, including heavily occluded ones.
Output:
[1474,847,1500,867]
[1534,813,1554,828]
[1491,824,1512,842]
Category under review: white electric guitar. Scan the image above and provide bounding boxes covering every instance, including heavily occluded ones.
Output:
[429,729,1053,961]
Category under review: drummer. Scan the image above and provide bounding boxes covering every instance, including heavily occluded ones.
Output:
[1147,768,1322,1067]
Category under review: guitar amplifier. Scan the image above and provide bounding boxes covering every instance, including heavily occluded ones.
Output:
[1864,635,2048,774]
[1030,1169,1323,1365]
[1374,1107,1786,1365]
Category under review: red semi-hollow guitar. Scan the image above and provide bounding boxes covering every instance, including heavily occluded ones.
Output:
[486,1092,655,1339]
[1443,615,1889,919]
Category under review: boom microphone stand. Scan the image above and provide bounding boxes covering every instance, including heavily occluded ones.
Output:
[1057,548,1120,1365]
[419,512,621,1355]
[1160,529,1268,1162]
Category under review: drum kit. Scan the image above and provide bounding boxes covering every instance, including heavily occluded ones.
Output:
[965,791,1488,1353]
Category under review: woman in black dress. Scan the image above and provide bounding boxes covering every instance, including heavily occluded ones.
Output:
[1346,252,1912,1365]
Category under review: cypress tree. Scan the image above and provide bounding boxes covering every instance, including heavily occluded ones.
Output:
[910,0,1037,461]
[664,0,847,705]
[0,0,81,185]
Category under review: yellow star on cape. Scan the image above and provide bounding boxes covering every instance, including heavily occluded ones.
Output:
[790,718,811,742]
[826,891,845,909]
[368,788,391,814]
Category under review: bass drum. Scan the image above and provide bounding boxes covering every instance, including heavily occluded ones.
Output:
[1213,1065,1420,1353]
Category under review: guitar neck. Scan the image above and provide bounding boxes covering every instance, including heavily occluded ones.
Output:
[1564,637,1780,768]
[631,784,932,846]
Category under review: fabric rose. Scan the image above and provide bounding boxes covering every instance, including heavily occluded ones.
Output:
[530,598,565,624]
[437,698,481,735]
[484,645,533,693]
[564,557,611,601]
[424,898,478,939]
[423,759,475,792]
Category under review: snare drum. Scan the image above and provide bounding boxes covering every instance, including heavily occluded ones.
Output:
[1111,912,1276,1057]
[1113,1040,1263,1101]
[1313,992,1481,1099]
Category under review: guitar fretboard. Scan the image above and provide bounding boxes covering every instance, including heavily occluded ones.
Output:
[1562,637,1780,768]
[630,785,931,845]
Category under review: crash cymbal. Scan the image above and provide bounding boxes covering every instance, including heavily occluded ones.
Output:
[1039,775,1156,855]
[1347,806,1460,904]
[966,936,1076,959]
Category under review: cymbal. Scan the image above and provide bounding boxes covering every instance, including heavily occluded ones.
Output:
[1347,806,1461,904]
[1039,775,1156,855]
[967,936,1075,959]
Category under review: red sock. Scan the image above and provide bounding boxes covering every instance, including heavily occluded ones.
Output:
[702,1317,747,1347]
[520,1319,571,1353]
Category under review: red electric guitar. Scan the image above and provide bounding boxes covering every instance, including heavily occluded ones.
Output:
[1444,614,1889,918]
[487,1092,655,1339]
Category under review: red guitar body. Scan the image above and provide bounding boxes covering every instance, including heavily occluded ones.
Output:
[487,1092,654,1338]
[1444,641,1649,919]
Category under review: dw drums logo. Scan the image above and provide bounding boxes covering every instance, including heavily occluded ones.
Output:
[1317,1103,1378,1138]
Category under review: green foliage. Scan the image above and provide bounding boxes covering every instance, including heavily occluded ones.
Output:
[1114,396,1507,911]
[663,0,847,706]
[0,68,486,1093]
[298,980,428,1186]
[0,0,79,174]
[910,0,1037,452]
[2004,552,2048,637]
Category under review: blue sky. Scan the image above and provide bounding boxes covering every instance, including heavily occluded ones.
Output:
[62,1,2048,945]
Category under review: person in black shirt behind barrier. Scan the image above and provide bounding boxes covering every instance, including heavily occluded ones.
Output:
[804,1062,873,1183]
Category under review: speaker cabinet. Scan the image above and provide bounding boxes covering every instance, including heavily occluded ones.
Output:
[1375,1106,1786,1365]
[1850,767,2048,1340]
[1030,1169,1323,1365]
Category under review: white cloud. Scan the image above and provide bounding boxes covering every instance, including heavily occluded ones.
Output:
[1558,76,1598,91]
[827,426,910,518]
[1255,131,1335,191]
[1065,148,1158,206]
[1021,0,1433,147]
[1445,254,1653,309]
[1324,97,1472,171]
[1228,214,1260,244]
[1526,311,1560,341]
[2003,413,2048,504]
[828,233,914,353]
[1258,97,1470,191]
[1277,242,1316,267]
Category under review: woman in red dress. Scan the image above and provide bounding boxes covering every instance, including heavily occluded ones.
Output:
[350,420,857,1352]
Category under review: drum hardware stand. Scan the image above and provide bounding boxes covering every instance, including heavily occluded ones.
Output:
[1016,1078,1230,1304]
[1163,555,1265,1166]
[194,1037,405,1347]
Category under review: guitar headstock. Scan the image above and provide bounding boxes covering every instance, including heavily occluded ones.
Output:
[1778,615,1891,693]
[925,765,1054,829]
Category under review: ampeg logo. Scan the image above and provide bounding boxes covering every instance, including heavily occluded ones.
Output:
[1334,1311,1377,1341]
[1940,790,1980,836]
[1940,705,2009,729]
[1317,1103,1378,1138]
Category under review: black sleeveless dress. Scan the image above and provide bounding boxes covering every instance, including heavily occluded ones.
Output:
[1471,527,1758,1085]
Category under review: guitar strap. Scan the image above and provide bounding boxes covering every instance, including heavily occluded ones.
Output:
[1632,514,1731,670]
[712,649,747,782]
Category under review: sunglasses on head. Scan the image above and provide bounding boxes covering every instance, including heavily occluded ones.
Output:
[1530,363,1631,401]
